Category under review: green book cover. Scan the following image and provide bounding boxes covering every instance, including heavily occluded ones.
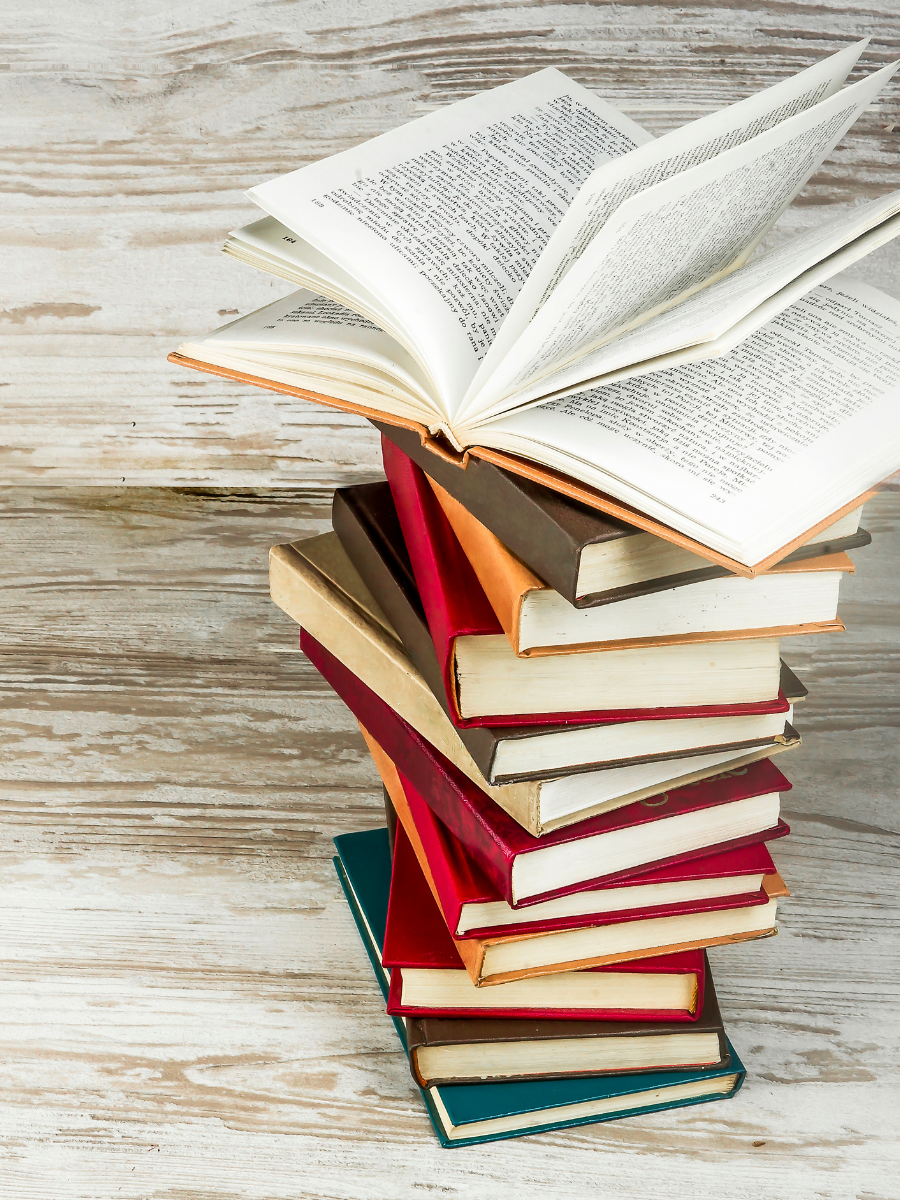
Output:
[333,827,746,1148]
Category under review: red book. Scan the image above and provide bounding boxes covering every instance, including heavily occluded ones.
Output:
[393,759,779,938]
[381,435,786,726]
[302,630,791,906]
[384,823,709,1021]
[383,431,501,724]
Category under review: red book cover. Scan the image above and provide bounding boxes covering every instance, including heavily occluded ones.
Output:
[397,763,777,938]
[384,825,708,1021]
[302,630,791,905]
[381,435,791,729]
[383,432,499,723]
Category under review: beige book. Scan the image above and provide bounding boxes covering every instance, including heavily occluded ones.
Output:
[270,532,798,835]
[430,475,852,657]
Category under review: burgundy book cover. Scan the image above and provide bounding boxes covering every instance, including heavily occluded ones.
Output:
[398,762,777,938]
[334,476,792,737]
[382,436,790,728]
[383,431,501,724]
[302,629,791,905]
[384,826,708,1021]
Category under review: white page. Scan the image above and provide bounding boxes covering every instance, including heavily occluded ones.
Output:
[224,216,442,397]
[178,289,436,419]
[461,191,900,421]
[458,41,867,416]
[465,59,898,418]
[247,70,649,417]
[225,216,400,330]
[472,277,900,564]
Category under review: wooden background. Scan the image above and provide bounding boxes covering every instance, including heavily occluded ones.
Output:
[2,3,899,1196]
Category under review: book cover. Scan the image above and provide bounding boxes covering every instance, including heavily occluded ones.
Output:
[379,420,871,606]
[333,826,746,1147]
[404,957,728,1086]
[303,628,791,904]
[378,736,778,940]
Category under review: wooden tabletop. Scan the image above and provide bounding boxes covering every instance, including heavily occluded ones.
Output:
[2,3,899,1196]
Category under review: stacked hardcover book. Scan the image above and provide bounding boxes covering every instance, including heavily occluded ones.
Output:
[172,44,900,1144]
[267,427,871,1146]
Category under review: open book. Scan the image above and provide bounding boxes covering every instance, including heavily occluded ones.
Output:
[172,44,900,571]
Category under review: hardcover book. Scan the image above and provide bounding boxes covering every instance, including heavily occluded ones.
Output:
[173,48,900,572]
[376,739,781,940]
[383,436,850,658]
[270,530,798,833]
[382,810,785,986]
[378,419,870,607]
[334,826,745,1146]
[332,479,800,784]
[404,959,728,1086]
[303,627,792,905]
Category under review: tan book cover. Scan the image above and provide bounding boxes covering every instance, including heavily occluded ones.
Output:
[271,532,799,836]
[430,474,852,657]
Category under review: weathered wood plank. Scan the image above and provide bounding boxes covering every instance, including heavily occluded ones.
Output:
[0,484,897,1196]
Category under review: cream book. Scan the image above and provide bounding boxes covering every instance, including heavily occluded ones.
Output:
[429,476,855,656]
[174,46,900,570]
[270,532,798,835]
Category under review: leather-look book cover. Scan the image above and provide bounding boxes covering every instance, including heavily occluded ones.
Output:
[332,825,746,1148]
[382,810,708,1019]
[378,420,872,607]
[375,737,778,940]
[404,959,728,1087]
[382,435,845,668]
[332,478,797,781]
[302,626,791,907]
[381,799,783,986]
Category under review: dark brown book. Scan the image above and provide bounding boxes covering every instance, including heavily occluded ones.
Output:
[405,958,728,1086]
[332,481,803,786]
[375,421,871,608]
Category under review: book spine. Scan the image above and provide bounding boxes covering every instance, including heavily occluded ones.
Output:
[362,726,469,934]
[303,630,521,900]
[382,435,502,717]
[332,484,502,781]
[375,420,586,602]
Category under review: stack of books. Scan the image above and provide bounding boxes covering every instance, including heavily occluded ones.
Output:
[171,44,900,1145]
[266,430,869,1145]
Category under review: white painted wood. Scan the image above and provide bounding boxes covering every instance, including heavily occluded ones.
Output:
[2,1,898,484]
[0,485,898,1196]
[2,4,900,1191]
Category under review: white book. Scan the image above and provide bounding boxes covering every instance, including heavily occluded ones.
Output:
[175,45,900,567]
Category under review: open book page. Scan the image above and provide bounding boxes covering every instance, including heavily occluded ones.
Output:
[460,190,900,422]
[470,277,900,565]
[463,60,898,421]
[457,42,867,416]
[247,70,650,419]
[177,289,436,424]
[224,217,405,335]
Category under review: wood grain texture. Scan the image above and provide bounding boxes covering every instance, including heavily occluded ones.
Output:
[4,3,900,1192]
[0,484,898,1198]
[2,0,899,484]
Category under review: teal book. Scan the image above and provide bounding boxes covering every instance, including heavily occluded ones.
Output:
[333,827,745,1147]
